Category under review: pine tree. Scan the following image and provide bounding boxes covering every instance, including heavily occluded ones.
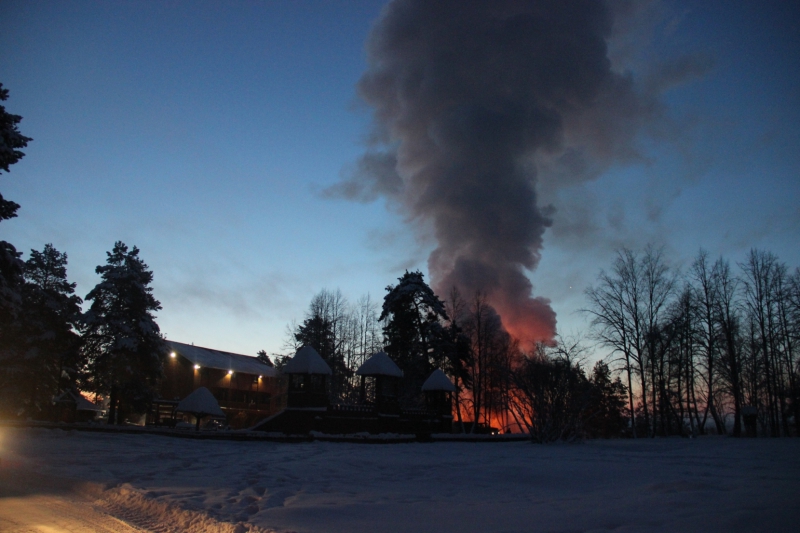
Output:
[0,82,31,221]
[0,241,24,417]
[380,271,448,404]
[584,361,628,438]
[13,244,84,416]
[294,314,335,363]
[0,240,22,345]
[256,350,274,367]
[0,245,82,419]
[0,82,30,297]
[82,242,166,424]
[0,83,32,415]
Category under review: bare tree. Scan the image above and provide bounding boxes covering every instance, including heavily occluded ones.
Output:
[712,257,745,437]
[786,268,800,435]
[640,245,678,436]
[460,291,504,431]
[584,248,645,437]
[740,249,784,436]
[508,343,593,443]
[690,250,726,434]
[585,246,799,439]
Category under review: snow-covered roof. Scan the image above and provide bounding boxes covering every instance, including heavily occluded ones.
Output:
[421,369,456,392]
[176,387,226,417]
[167,341,277,377]
[356,351,403,377]
[54,390,104,411]
[283,346,333,375]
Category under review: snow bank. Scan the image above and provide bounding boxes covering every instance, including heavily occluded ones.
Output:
[98,483,276,533]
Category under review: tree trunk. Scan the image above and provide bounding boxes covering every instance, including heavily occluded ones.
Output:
[107,385,118,425]
[624,352,636,438]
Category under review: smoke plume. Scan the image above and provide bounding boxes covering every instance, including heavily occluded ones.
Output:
[329,0,661,344]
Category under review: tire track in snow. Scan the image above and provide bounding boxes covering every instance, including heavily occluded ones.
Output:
[95,483,278,533]
[0,492,147,533]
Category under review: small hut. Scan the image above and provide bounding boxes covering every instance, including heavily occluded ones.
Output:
[421,369,456,429]
[356,351,403,415]
[53,390,104,423]
[283,346,332,408]
[742,405,758,438]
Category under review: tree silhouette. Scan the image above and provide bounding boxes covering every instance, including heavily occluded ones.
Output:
[82,242,166,424]
[380,271,448,405]
[0,83,31,221]
[0,83,31,415]
[18,244,83,415]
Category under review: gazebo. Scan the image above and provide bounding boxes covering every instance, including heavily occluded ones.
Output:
[176,386,226,430]
[421,369,456,420]
[283,346,333,408]
[356,351,403,414]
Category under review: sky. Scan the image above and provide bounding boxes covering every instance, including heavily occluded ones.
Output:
[1,1,798,359]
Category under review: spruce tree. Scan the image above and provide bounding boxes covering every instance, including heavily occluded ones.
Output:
[82,242,166,424]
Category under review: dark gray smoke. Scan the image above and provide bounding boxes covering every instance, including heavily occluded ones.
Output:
[329,0,661,343]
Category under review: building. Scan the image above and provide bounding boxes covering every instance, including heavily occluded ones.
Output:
[53,390,105,423]
[150,340,285,429]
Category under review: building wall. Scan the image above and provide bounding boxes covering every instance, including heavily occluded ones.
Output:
[159,354,286,428]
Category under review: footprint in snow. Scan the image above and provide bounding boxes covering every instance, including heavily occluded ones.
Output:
[262,489,293,509]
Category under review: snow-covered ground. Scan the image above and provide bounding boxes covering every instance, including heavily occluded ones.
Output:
[1,427,798,532]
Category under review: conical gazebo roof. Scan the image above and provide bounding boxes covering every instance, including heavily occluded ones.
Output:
[356,351,403,377]
[176,387,226,417]
[283,346,333,375]
[421,369,456,392]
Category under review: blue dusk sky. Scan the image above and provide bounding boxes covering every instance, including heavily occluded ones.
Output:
[1,1,798,358]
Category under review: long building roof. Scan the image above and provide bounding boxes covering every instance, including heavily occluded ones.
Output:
[167,340,278,377]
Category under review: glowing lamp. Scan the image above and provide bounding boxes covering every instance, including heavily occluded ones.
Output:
[194,364,201,370]
[258,375,263,379]
[170,352,176,358]
[228,370,233,375]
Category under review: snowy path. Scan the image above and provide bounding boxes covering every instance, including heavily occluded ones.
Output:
[2,427,798,532]
[0,464,145,533]
[0,493,142,533]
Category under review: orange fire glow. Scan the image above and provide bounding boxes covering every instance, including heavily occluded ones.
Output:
[491,297,557,349]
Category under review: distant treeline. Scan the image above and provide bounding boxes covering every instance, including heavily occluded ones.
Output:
[282,246,800,441]
[585,245,800,439]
